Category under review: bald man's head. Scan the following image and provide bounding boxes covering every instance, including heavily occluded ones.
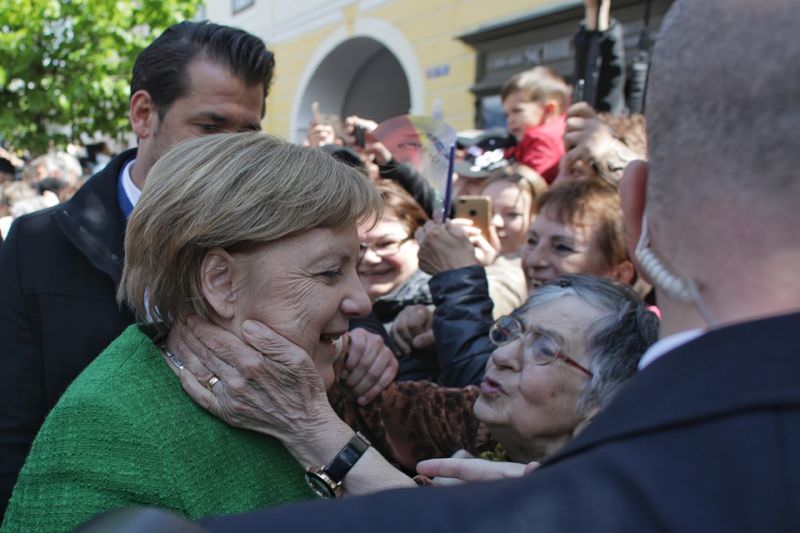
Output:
[646,0,800,245]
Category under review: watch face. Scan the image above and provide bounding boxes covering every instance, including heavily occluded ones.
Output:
[305,470,336,499]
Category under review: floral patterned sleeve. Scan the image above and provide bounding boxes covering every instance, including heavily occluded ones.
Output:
[329,381,495,473]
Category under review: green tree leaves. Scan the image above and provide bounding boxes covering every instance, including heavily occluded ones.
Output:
[0,0,202,154]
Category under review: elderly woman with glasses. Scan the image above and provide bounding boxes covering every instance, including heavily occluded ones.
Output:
[176,274,657,492]
[398,178,636,387]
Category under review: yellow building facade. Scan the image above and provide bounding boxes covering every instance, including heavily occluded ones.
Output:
[203,0,671,141]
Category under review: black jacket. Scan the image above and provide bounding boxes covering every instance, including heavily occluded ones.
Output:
[0,150,137,517]
[200,312,800,533]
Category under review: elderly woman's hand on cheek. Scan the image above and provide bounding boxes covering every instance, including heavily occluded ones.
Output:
[172,317,416,495]
[171,316,353,465]
[341,328,398,406]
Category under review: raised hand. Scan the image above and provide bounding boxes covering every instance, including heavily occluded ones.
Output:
[341,328,399,405]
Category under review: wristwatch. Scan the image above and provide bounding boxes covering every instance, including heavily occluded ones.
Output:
[304,432,371,498]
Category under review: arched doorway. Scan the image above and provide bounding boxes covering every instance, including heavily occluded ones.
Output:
[294,36,412,142]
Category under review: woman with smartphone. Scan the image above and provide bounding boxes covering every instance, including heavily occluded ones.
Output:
[409,178,634,387]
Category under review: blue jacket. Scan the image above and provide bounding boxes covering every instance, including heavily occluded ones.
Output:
[430,265,494,387]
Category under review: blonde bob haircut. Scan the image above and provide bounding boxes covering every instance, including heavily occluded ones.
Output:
[119,132,382,328]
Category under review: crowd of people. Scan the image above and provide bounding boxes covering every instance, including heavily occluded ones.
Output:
[0,0,799,531]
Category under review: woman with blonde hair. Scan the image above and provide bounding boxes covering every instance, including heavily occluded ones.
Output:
[2,133,413,532]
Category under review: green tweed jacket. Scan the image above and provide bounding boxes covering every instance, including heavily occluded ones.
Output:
[2,325,315,533]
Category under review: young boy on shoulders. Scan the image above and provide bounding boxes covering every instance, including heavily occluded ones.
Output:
[502,67,569,184]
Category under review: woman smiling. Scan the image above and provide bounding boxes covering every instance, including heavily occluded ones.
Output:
[352,180,436,381]
[523,178,633,290]
[2,133,412,532]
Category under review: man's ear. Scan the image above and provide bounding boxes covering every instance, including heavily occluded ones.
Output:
[619,160,648,260]
[129,89,158,140]
[199,249,240,320]
[609,259,636,285]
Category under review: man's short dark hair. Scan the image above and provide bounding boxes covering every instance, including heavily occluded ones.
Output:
[130,21,275,118]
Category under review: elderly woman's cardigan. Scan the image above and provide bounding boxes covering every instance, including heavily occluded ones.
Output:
[2,325,314,533]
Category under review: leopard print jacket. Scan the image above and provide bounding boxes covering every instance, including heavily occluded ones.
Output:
[329,381,496,474]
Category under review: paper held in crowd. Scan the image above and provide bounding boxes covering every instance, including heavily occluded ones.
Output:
[372,114,457,210]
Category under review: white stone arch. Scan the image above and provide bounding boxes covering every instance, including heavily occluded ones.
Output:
[289,17,424,142]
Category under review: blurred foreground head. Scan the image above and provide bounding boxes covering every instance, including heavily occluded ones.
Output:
[632,0,800,326]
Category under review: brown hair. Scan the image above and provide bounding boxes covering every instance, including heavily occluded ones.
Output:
[536,179,627,269]
[374,179,428,235]
[119,132,381,327]
[501,66,570,112]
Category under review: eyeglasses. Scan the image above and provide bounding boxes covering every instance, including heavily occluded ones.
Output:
[358,236,413,260]
[489,315,593,377]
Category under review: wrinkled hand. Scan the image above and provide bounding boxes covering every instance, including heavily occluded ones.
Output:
[390,304,435,356]
[341,328,398,405]
[416,455,536,486]
[171,316,345,460]
[415,220,481,274]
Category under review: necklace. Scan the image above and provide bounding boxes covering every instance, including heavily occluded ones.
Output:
[160,344,185,370]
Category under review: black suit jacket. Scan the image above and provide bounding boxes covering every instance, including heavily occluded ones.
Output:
[0,150,137,517]
[200,312,800,532]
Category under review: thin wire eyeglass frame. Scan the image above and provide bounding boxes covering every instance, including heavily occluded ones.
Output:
[357,236,413,261]
[489,315,594,378]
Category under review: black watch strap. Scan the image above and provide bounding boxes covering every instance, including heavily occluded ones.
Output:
[325,432,371,483]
